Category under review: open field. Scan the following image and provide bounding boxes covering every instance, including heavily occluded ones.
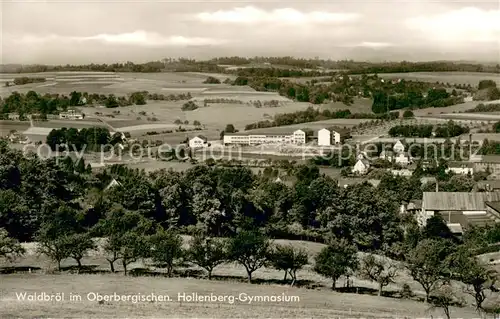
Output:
[85,101,313,133]
[0,239,490,318]
[0,121,30,136]
[0,71,241,98]
[413,99,500,116]
[319,97,373,114]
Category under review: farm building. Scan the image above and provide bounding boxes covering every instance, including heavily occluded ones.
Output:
[352,159,370,175]
[445,161,474,175]
[223,129,306,146]
[317,127,349,146]
[59,109,84,120]
[473,155,500,174]
[393,140,405,153]
[418,192,500,233]
[189,135,208,148]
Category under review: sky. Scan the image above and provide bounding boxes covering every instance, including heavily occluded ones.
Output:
[1,0,499,64]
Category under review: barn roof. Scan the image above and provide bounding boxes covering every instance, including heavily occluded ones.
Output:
[423,192,500,211]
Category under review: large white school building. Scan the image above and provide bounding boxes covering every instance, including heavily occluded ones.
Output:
[223,129,306,146]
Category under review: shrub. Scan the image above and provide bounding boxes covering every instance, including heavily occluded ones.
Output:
[181,101,199,111]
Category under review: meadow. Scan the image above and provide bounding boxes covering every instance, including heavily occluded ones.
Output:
[0,239,486,319]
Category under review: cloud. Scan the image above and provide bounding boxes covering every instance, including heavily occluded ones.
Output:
[406,7,500,43]
[357,42,393,48]
[11,31,227,47]
[196,6,360,24]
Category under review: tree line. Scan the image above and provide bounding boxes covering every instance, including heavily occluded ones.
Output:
[3,58,498,74]
[389,121,469,138]
[0,91,195,118]
[5,77,46,86]
[244,107,399,131]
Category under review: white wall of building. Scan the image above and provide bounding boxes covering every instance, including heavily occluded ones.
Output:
[333,131,341,144]
[352,160,369,175]
[318,128,331,146]
[395,154,410,165]
[224,132,305,146]
[393,140,405,153]
[189,137,206,148]
[293,130,306,144]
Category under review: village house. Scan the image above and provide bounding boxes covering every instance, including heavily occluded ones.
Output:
[475,180,500,192]
[352,159,370,175]
[393,140,405,153]
[188,135,208,148]
[445,161,474,175]
[395,152,411,166]
[419,192,500,233]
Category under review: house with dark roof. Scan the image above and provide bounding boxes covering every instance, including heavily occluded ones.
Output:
[419,192,500,233]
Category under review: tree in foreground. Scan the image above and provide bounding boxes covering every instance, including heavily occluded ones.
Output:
[427,284,463,319]
[118,232,151,276]
[269,244,308,286]
[447,247,497,312]
[95,206,154,274]
[228,230,270,283]
[314,240,358,290]
[150,230,183,277]
[187,235,227,280]
[36,235,69,271]
[358,253,399,296]
[406,238,451,302]
[63,233,96,271]
[0,228,25,261]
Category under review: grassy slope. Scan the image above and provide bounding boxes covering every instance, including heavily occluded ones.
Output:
[0,239,489,318]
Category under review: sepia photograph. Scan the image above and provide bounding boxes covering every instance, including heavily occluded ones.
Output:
[0,0,499,318]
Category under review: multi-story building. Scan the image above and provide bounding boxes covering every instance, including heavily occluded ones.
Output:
[223,130,306,145]
[317,127,349,146]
